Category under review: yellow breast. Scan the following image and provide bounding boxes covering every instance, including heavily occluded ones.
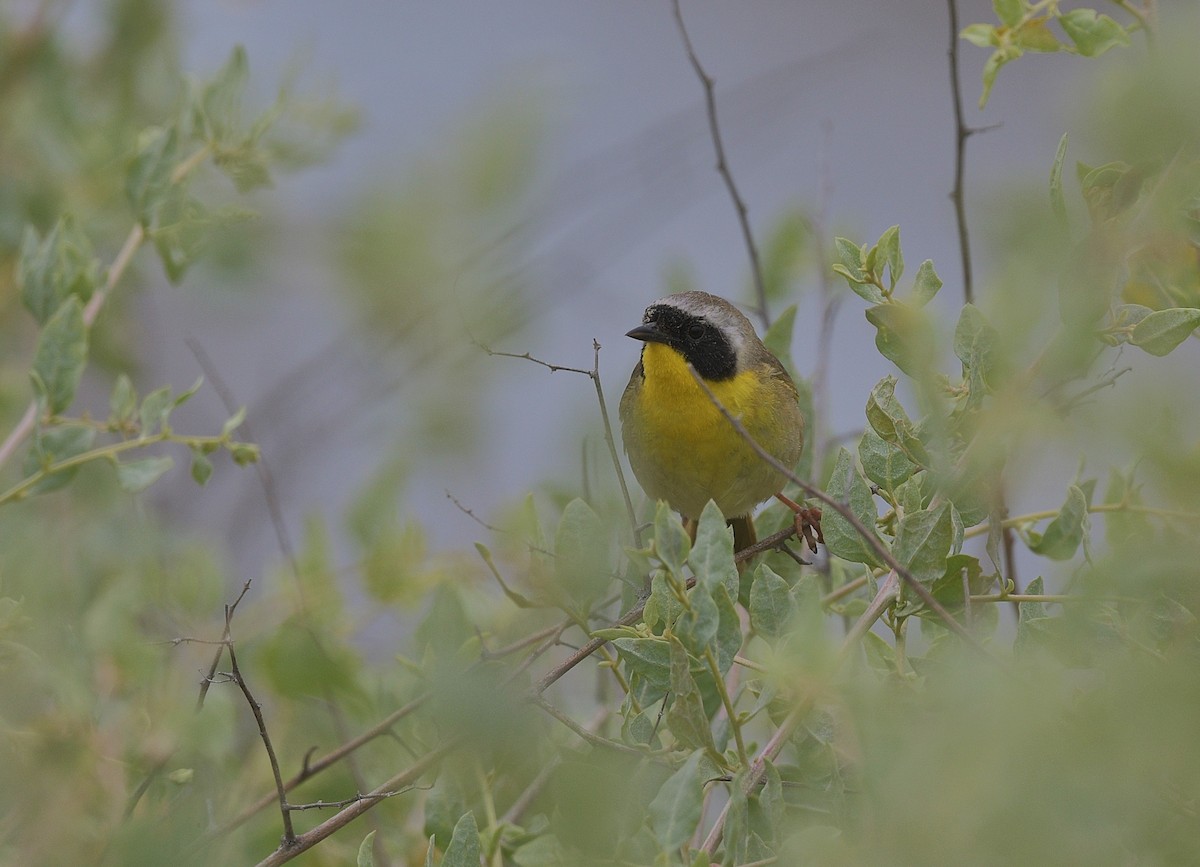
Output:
[621,341,802,519]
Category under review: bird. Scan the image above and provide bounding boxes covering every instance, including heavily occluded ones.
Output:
[619,290,819,557]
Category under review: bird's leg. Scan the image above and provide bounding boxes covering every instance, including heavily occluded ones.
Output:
[774,493,824,553]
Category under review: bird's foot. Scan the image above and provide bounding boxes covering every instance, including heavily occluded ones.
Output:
[775,493,824,554]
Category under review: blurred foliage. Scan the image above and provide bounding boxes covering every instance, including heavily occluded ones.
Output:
[3,3,1200,867]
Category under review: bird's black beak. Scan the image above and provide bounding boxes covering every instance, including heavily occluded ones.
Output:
[626,322,668,344]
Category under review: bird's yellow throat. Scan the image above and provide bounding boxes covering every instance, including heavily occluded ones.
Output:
[636,341,763,433]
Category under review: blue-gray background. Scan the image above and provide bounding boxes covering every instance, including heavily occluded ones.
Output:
[65,2,1086,598]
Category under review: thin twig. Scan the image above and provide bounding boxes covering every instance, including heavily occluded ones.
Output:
[480,340,640,545]
[446,489,506,533]
[670,0,770,329]
[197,579,252,710]
[213,692,431,836]
[532,696,652,757]
[253,741,458,867]
[684,364,992,656]
[946,0,974,305]
[226,609,295,844]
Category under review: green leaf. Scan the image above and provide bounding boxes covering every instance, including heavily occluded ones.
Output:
[109,374,138,426]
[1015,18,1062,52]
[833,237,884,304]
[864,376,928,466]
[1027,485,1088,560]
[749,563,792,639]
[139,386,174,436]
[150,191,210,284]
[31,297,88,415]
[357,830,376,867]
[126,125,180,226]
[928,553,989,610]
[857,427,917,494]
[875,225,903,290]
[230,443,260,465]
[893,504,954,587]
[960,23,998,48]
[954,304,1000,407]
[1015,576,1050,654]
[442,811,481,867]
[822,448,883,568]
[648,750,706,851]
[17,218,101,325]
[643,569,683,632]
[222,406,248,438]
[1050,133,1069,225]
[713,584,742,675]
[910,260,942,307]
[1130,308,1200,357]
[215,144,274,193]
[653,500,690,576]
[114,455,175,493]
[690,500,738,597]
[613,637,672,694]
[21,424,96,496]
[554,498,609,602]
[865,302,935,378]
[190,447,213,486]
[1057,9,1129,57]
[762,304,797,373]
[666,637,717,755]
[195,45,250,145]
[993,0,1025,28]
[978,44,1020,109]
[862,630,896,673]
[677,583,719,656]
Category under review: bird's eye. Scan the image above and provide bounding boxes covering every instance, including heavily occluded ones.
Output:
[687,323,705,340]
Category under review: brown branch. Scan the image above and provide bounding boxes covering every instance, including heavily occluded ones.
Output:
[670,0,770,329]
[197,579,252,710]
[253,741,457,867]
[684,365,994,656]
[946,0,975,305]
[225,608,295,844]
[213,691,431,836]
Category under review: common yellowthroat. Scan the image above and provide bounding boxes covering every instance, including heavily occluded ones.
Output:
[619,291,808,554]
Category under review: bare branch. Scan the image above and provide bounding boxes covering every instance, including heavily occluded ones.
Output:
[670,0,770,329]
[213,692,431,836]
[253,742,458,867]
[946,0,975,305]
[226,615,295,844]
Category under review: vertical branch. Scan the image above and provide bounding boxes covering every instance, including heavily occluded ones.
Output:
[225,606,296,845]
[946,0,975,305]
[670,0,771,329]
